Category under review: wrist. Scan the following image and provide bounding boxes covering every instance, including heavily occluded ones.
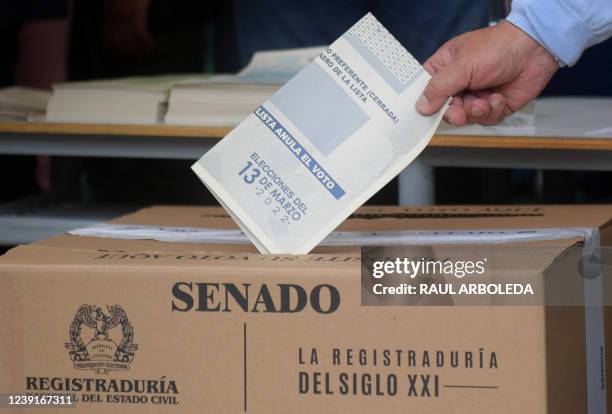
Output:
[505,0,595,66]
[498,20,560,69]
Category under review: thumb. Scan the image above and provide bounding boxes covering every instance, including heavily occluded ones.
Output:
[416,64,469,115]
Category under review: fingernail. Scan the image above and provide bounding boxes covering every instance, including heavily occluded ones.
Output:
[491,98,502,110]
[416,95,429,112]
[471,106,483,117]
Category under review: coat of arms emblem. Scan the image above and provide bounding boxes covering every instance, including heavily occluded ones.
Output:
[65,305,138,374]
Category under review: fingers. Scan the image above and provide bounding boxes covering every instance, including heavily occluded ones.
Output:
[442,92,512,126]
[444,94,492,126]
[464,91,511,126]
[462,93,491,124]
[417,63,469,116]
[415,35,514,124]
[478,93,508,126]
[422,42,455,74]
[443,95,467,126]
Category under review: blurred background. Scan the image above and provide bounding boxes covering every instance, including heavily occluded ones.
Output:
[1,0,612,252]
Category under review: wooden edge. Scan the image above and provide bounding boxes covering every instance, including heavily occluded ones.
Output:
[2,122,612,150]
[0,121,232,138]
[430,134,612,150]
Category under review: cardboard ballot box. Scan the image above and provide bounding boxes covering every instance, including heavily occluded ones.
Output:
[0,205,610,413]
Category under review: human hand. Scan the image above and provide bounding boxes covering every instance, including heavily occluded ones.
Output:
[102,0,154,56]
[416,20,559,126]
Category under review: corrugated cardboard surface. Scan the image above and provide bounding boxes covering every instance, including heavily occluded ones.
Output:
[1,204,610,413]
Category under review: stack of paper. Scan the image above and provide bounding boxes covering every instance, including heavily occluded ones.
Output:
[46,74,194,124]
[0,86,50,121]
[165,82,280,127]
[165,47,322,127]
[192,12,448,254]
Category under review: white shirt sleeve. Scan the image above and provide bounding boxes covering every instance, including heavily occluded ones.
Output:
[507,0,612,66]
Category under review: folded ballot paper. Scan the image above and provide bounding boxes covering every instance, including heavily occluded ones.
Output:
[192,13,448,254]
